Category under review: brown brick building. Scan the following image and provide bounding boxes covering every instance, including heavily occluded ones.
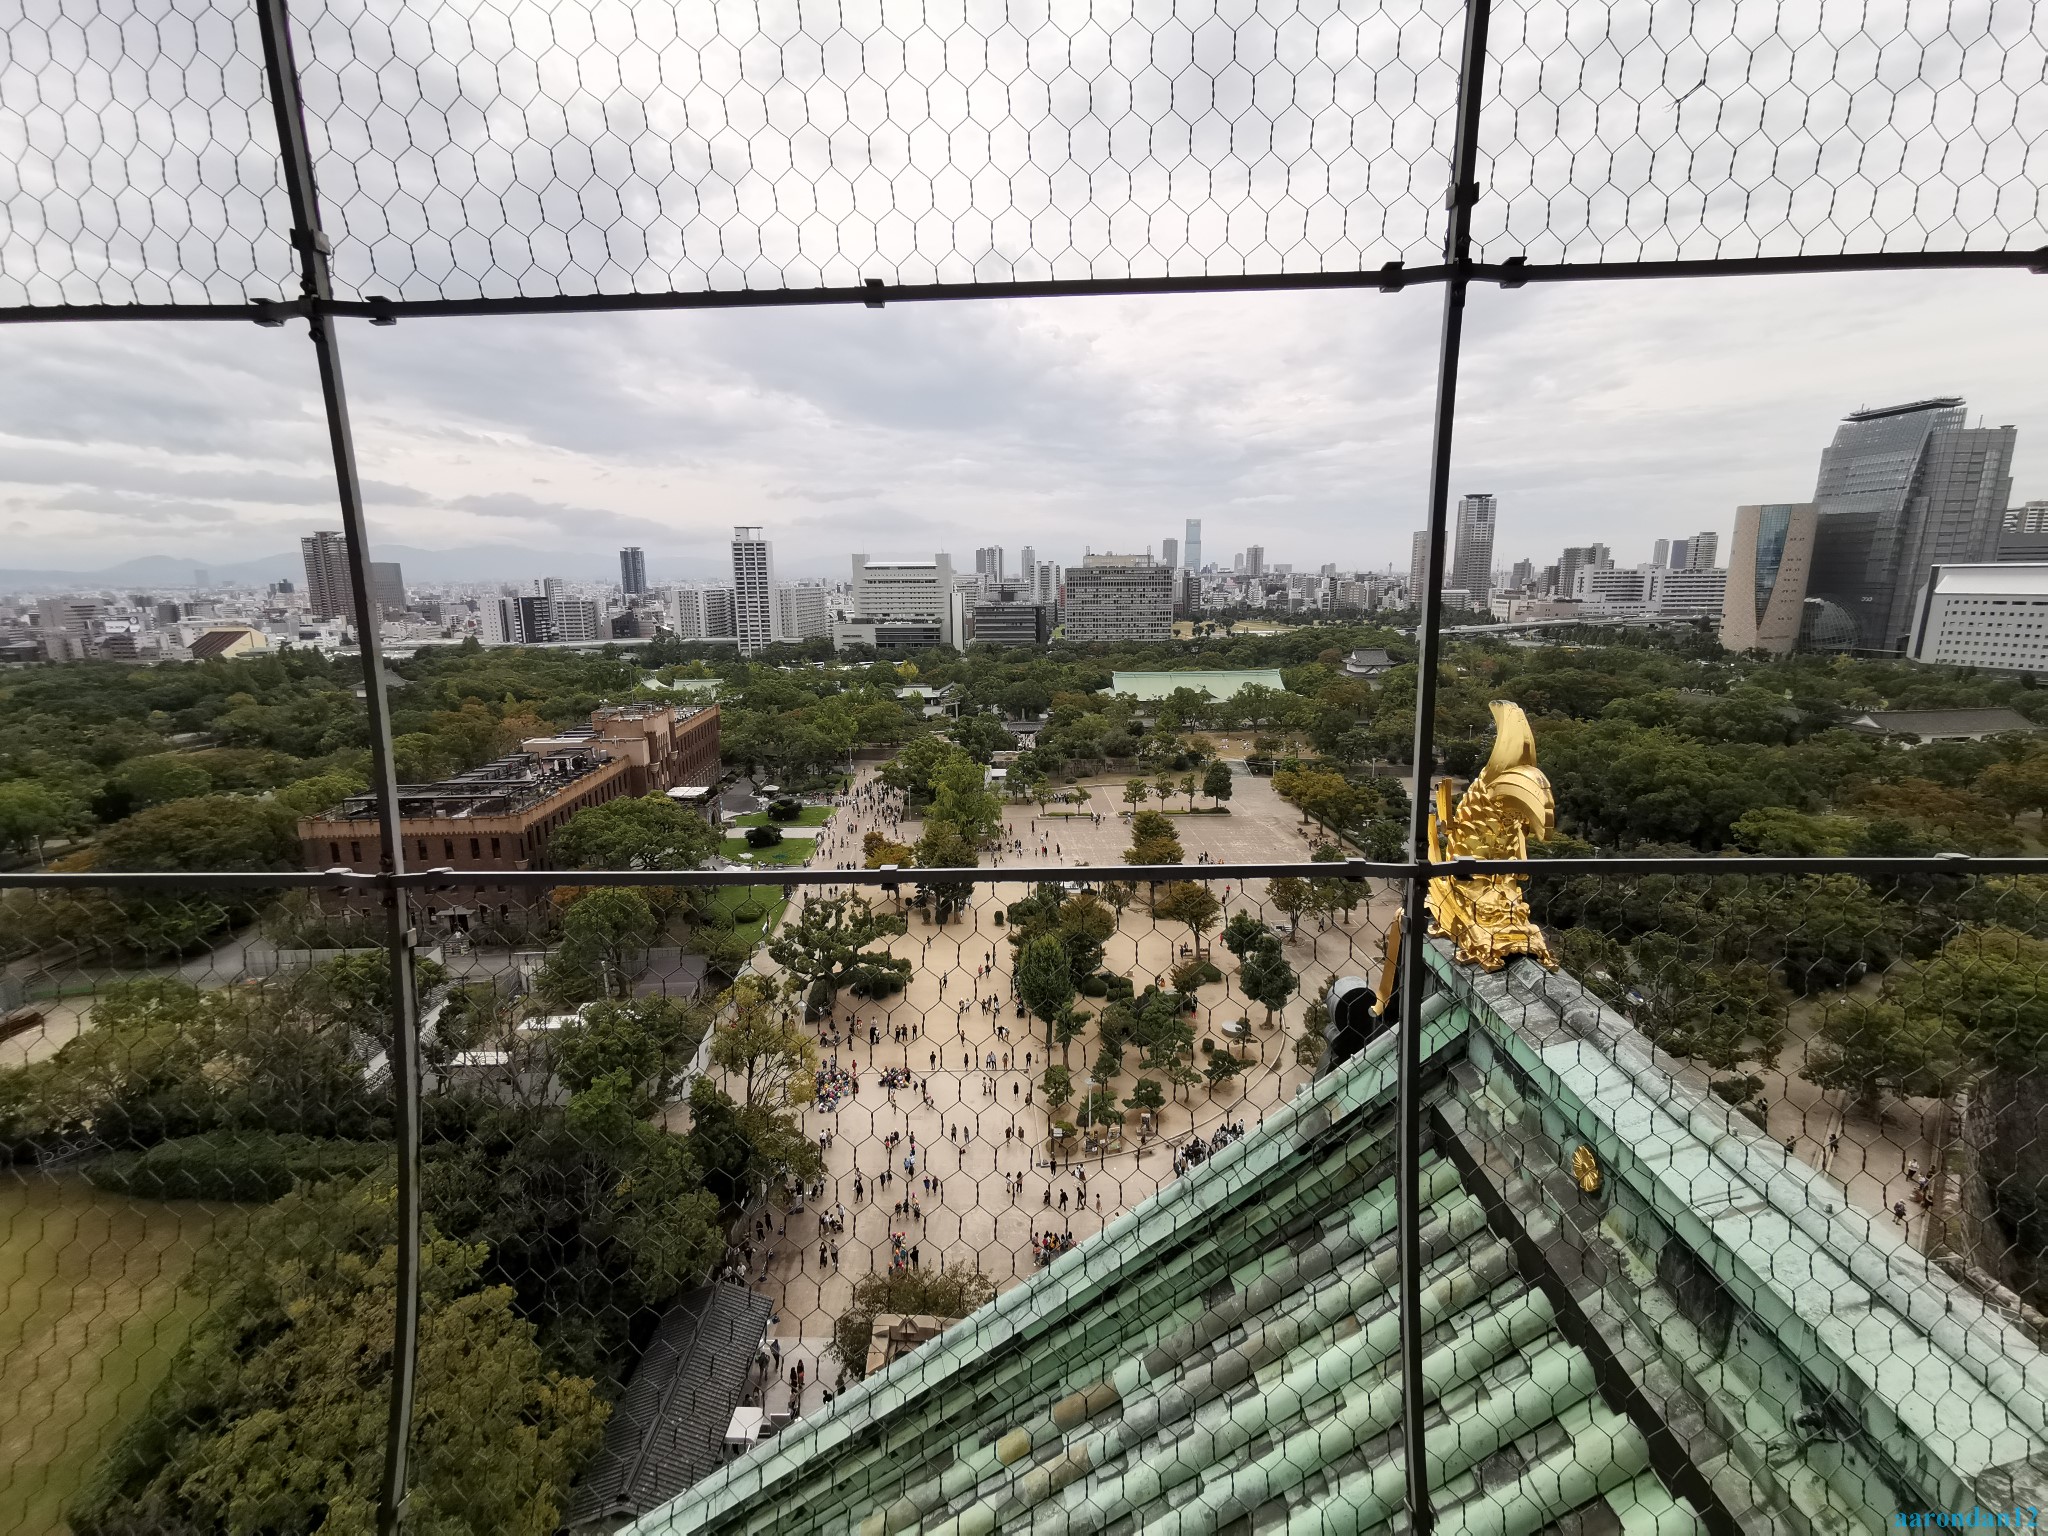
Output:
[300,704,720,877]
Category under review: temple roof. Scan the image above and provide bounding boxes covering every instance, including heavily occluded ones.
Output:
[622,944,2048,1536]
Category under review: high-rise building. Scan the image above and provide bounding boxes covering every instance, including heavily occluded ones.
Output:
[1410,530,1432,605]
[776,582,831,641]
[1669,537,1691,571]
[842,553,962,650]
[1161,536,1179,570]
[1808,398,2016,652]
[1652,538,1670,567]
[1557,543,1613,602]
[1019,546,1036,582]
[1451,494,1497,607]
[1033,560,1061,609]
[1063,554,1173,642]
[1722,503,1818,654]
[1684,531,1718,570]
[1184,518,1202,571]
[731,526,779,655]
[539,578,601,642]
[619,546,647,595]
[369,561,406,618]
[975,547,1005,583]
[1997,502,2048,564]
[1245,545,1265,577]
[668,585,738,639]
[1510,559,1535,591]
[300,531,351,621]
[971,586,1054,646]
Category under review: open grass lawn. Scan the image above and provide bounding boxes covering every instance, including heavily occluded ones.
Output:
[729,805,833,828]
[0,1174,227,1536]
[719,835,811,867]
[702,882,790,942]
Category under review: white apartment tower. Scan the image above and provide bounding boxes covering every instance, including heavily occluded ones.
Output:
[731,526,779,655]
[301,530,352,621]
[1451,494,1497,607]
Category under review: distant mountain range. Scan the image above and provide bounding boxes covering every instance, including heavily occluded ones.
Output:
[0,544,738,593]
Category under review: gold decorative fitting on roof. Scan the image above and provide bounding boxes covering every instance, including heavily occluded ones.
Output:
[1426,700,1558,972]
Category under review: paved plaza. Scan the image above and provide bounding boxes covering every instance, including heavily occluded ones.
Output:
[739,762,1403,1412]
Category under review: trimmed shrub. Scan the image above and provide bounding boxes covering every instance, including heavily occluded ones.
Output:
[745,825,784,849]
[767,798,803,822]
[86,1131,391,1202]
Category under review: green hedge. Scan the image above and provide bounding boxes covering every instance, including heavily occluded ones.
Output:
[86,1131,391,1202]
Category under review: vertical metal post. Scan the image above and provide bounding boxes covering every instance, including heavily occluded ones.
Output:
[1396,0,1494,1528]
[252,3,422,1530]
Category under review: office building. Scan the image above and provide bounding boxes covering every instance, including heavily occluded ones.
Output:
[776,582,831,641]
[1244,544,1265,577]
[301,530,352,621]
[1573,563,1728,618]
[1652,538,1670,567]
[1509,559,1535,590]
[1721,504,1818,654]
[841,553,963,650]
[1183,518,1202,571]
[619,546,647,596]
[1997,502,2048,564]
[1018,546,1036,584]
[1907,563,2048,674]
[730,526,778,655]
[369,561,406,618]
[34,597,102,661]
[1063,554,1174,642]
[974,546,1005,583]
[1161,536,1178,570]
[543,578,601,642]
[1557,543,1613,601]
[1451,494,1497,607]
[1032,559,1061,609]
[1684,531,1718,570]
[1409,531,1431,605]
[970,587,1054,646]
[667,585,737,640]
[1655,564,1731,617]
[1809,398,2016,652]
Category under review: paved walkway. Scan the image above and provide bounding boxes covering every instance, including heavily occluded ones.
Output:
[734,764,1400,1408]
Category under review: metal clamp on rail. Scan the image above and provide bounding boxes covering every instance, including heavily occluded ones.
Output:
[1497,256,1528,288]
[1377,261,1405,292]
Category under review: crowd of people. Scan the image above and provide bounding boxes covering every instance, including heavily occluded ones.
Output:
[813,1060,858,1111]
[1032,1228,1077,1266]
[1173,1119,1248,1176]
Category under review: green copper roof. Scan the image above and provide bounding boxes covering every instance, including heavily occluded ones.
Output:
[622,941,2048,1535]
[624,994,1699,1535]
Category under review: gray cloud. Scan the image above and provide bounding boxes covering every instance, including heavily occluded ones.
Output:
[4,270,2046,580]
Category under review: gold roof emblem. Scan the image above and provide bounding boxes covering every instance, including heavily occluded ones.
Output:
[1426,699,1558,972]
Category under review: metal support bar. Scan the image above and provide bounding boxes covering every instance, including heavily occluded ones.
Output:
[1395,0,1495,1525]
[252,2,421,1529]
[3,248,2041,328]
[1,849,2042,894]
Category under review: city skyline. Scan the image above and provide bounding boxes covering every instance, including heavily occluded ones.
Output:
[4,273,2045,580]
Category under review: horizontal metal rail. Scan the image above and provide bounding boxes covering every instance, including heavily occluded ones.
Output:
[4,850,2044,891]
[2,248,2042,329]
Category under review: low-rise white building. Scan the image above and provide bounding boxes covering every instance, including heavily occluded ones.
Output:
[1908,563,2048,674]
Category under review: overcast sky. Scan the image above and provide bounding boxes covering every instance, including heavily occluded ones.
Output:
[4,267,2045,582]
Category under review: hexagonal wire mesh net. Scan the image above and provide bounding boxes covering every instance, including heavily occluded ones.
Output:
[6,843,2048,1530]
[7,0,2048,1530]
[5,0,2047,309]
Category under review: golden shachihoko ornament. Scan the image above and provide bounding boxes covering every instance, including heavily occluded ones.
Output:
[1425,700,1558,972]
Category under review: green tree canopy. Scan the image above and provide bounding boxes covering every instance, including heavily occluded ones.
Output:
[72,1172,610,1536]
[551,793,720,871]
[767,892,910,1018]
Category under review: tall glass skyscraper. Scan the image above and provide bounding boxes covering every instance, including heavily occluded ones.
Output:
[1183,518,1201,570]
[1809,398,2015,652]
